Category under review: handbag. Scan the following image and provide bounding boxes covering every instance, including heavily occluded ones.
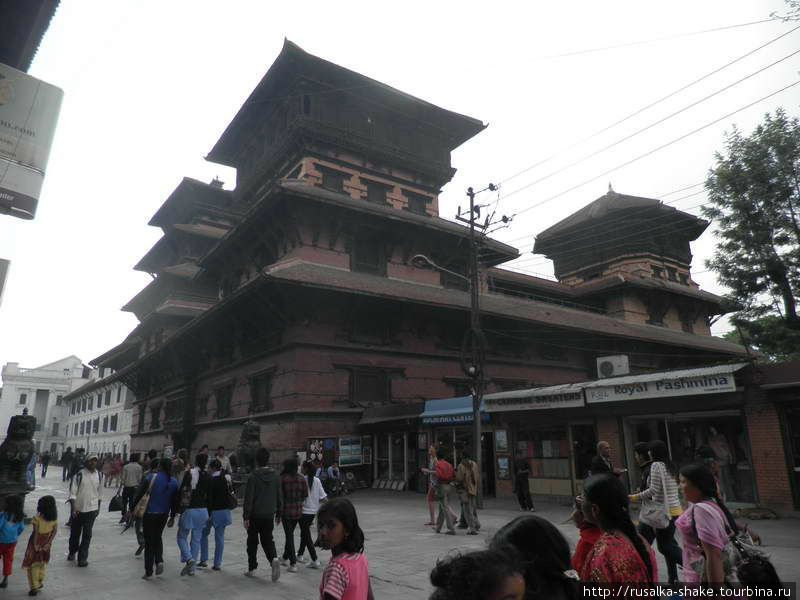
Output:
[689,502,769,584]
[225,477,238,510]
[639,464,670,530]
[108,492,125,513]
[132,473,157,519]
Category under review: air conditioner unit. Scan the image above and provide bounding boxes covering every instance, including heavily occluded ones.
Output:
[597,355,630,379]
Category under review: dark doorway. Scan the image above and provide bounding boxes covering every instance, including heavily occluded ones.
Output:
[482,432,496,497]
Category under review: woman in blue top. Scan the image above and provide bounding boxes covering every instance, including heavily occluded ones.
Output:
[133,458,179,580]
[0,495,28,588]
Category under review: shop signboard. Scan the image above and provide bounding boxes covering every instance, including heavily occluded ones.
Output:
[484,384,585,413]
[0,63,63,220]
[339,436,362,467]
[421,412,490,425]
[585,364,746,404]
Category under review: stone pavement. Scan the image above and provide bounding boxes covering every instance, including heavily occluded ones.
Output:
[8,472,800,599]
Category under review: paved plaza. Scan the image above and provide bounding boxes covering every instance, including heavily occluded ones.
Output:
[8,472,800,599]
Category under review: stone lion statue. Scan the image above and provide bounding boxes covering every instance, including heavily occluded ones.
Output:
[236,419,262,473]
[0,414,36,494]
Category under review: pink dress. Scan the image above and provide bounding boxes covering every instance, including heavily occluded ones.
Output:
[675,501,730,584]
[320,552,369,600]
[580,531,658,584]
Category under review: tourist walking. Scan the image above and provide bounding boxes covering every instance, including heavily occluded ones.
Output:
[60,447,74,482]
[132,458,158,556]
[297,460,326,569]
[421,445,438,525]
[490,514,581,600]
[455,451,480,535]
[176,453,210,576]
[279,458,308,573]
[119,454,143,524]
[243,447,283,581]
[578,473,657,584]
[430,549,525,600]
[629,440,683,585]
[21,495,57,597]
[39,452,50,479]
[514,459,534,512]
[136,458,179,580]
[68,455,101,567]
[433,448,456,535]
[317,497,374,600]
[199,459,233,570]
[676,463,740,586]
[0,495,28,589]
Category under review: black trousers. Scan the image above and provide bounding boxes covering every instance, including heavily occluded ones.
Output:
[638,517,683,582]
[142,513,169,576]
[246,516,276,571]
[41,463,48,477]
[122,486,138,514]
[516,488,534,510]
[297,514,317,561]
[281,518,299,564]
[62,465,70,482]
[68,510,98,562]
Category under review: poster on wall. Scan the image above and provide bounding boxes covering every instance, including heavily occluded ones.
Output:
[495,430,508,452]
[308,438,336,466]
[339,436,363,467]
[497,456,511,480]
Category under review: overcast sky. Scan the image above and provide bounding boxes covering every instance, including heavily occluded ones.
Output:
[1,0,797,369]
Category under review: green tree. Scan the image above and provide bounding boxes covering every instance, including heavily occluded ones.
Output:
[703,109,800,360]
[723,316,800,362]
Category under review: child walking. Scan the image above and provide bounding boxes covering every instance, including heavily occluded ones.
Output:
[0,495,28,588]
[317,498,374,600]
[22,496,58,596]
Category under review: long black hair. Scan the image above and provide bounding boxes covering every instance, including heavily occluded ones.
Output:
[583,474,654,582]
[317,497,364,555]
[490,514,579,600]
[679,463,738,533]
[648,440,676,477]
[302,460,314,491]
[430,549,523,600]
[37,495,57,523]
[3,494,25,524]
[282,458,298,476]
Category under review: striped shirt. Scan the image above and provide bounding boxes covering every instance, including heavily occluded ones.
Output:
[632,461,682,517]
[320,552,369,600]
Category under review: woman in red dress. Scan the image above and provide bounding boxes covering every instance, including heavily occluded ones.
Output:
[579,474,657,586]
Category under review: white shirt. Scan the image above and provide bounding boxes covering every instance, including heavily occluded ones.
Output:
[302,476,327,515]
[69,468,101,513]
[217,455,231,472]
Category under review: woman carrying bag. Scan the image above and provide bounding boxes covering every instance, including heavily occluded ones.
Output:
[629,440,683,586]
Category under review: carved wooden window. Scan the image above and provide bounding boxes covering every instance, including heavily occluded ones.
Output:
[150,406,160,430]
[666,267,678,282]
[651,266,664,279]
[351,234,386,276]
[250,371,274,413]
[215,385,233,419]
[365,180,390,205]
[196,396,208,418]
[350,370,390,406]
[404,191,429,216]
[679,273,689,286]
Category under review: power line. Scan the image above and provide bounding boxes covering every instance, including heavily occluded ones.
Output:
[495,79,800,222]
[535,18,781,60]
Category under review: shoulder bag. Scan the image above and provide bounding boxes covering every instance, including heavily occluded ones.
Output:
[225,476,238,510]
[132,473,157,519]
[639,463,670,530]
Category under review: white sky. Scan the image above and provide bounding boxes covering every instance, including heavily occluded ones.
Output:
[1,0,798,369]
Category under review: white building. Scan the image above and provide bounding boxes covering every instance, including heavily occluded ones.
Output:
[62,367,135,458]
[0,356,88,457]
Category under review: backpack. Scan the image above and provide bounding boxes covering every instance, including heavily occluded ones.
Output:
[435,460,455,483]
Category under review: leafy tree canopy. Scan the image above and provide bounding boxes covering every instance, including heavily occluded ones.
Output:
[723,316,800,363]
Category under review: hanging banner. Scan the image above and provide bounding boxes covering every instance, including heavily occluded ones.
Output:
[0,63,63,220]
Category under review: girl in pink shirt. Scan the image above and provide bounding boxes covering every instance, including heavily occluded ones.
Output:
[317,498,374,600]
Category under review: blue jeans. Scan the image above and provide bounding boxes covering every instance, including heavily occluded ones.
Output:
[177,508,208,563]
[200,509,231,567]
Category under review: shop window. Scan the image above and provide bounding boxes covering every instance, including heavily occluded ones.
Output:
[516,426,572,480]
[215,385,233,419]
[350,370,389,406]
[350,235,386,276]
[250,371,273,413]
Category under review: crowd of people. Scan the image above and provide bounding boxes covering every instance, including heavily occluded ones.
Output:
[3,437,787,599]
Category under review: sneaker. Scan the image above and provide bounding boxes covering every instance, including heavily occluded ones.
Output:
[244,569,256,578]
[212,565,221,571]
[28,591,38,597]
[197,561,208,568]
[288,564,298,573]
[271,558,281,582]
[307,560,321,569]
[156,563,164,575]
[280,559,289,567]
[181,560,194,576]
[296,555,307,564]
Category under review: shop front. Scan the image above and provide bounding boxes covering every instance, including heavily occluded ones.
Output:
[583,362,758,506]
[484,383,596,500]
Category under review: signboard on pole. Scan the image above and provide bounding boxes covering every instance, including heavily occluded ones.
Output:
[0,63,63,220]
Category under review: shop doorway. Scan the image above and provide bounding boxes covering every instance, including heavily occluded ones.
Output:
[481,432,496,497]
[433,427,496,497]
